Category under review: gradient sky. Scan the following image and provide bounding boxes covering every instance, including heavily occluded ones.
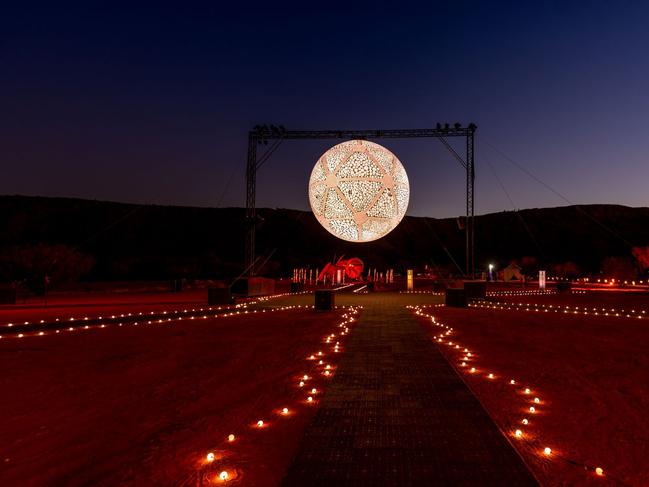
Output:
[1,2,648,217]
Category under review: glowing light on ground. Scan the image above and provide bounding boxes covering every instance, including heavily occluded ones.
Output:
[189,305,361,484]
[411,304,609,485]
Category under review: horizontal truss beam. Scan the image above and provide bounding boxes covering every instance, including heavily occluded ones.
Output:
[250,126,476,142]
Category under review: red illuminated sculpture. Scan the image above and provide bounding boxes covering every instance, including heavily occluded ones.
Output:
[318,256,364,282]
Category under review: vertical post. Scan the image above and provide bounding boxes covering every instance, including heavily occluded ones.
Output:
[466,127,476,279]
[465,147,470,278]
[245,132,258,276]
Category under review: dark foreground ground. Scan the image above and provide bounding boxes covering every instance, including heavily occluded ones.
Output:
[0,297,353,486]
[1,289,647,486]
[417,291,649,486]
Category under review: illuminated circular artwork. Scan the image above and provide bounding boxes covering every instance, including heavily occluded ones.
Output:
[308,140,409,242]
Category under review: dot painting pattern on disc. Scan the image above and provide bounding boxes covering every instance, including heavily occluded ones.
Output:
[308,140,410,242]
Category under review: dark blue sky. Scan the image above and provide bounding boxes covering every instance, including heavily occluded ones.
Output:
[2,2,648,217]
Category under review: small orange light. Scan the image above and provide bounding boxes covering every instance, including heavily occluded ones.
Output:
[515,429,522,438]
[206,452,215,462]
[544,447,552,456]
[228,434,235,442]
[595,467,603,476]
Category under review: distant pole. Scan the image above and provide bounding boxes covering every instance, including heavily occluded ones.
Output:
[466,125,476,279]
[245,132,258,276]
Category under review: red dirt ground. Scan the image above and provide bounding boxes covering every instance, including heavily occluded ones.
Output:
[416,293,649,487]
[0,305,355,486]
[494,289,649,313]
[0,290,214,327]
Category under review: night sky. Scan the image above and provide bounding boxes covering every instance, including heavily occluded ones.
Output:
[2,2,648,217]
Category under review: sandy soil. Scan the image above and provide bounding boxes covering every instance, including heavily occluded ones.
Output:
[0,305,355,486]
[415,296,649,486]
[0,290,212,327]
[493,289,649,314]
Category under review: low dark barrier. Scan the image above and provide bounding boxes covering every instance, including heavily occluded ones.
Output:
[445,288,467,308]
[315,289,335,311]
[208,288,233,305]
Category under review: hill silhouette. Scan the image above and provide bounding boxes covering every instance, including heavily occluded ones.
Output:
[1,195,648,283]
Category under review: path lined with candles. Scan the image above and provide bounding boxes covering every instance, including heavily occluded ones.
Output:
[193,306,361,484]
[0,300,351,486]
[282,294,537,486]
[412,304,619,485]
[0,291,310,339]
[6,288,641,485]
[471,299,648,319]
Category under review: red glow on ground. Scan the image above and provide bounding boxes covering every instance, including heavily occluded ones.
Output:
[0,302,350,485]
[417,291,649,486]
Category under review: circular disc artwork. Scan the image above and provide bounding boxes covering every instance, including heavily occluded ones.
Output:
[308,140,410,242]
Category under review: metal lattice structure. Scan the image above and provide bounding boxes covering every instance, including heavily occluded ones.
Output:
[245,124,476,277]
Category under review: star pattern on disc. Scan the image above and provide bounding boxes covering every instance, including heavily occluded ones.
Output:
[308,140,409,242]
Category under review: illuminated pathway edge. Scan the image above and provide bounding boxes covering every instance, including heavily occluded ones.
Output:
[281,295,538,486]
